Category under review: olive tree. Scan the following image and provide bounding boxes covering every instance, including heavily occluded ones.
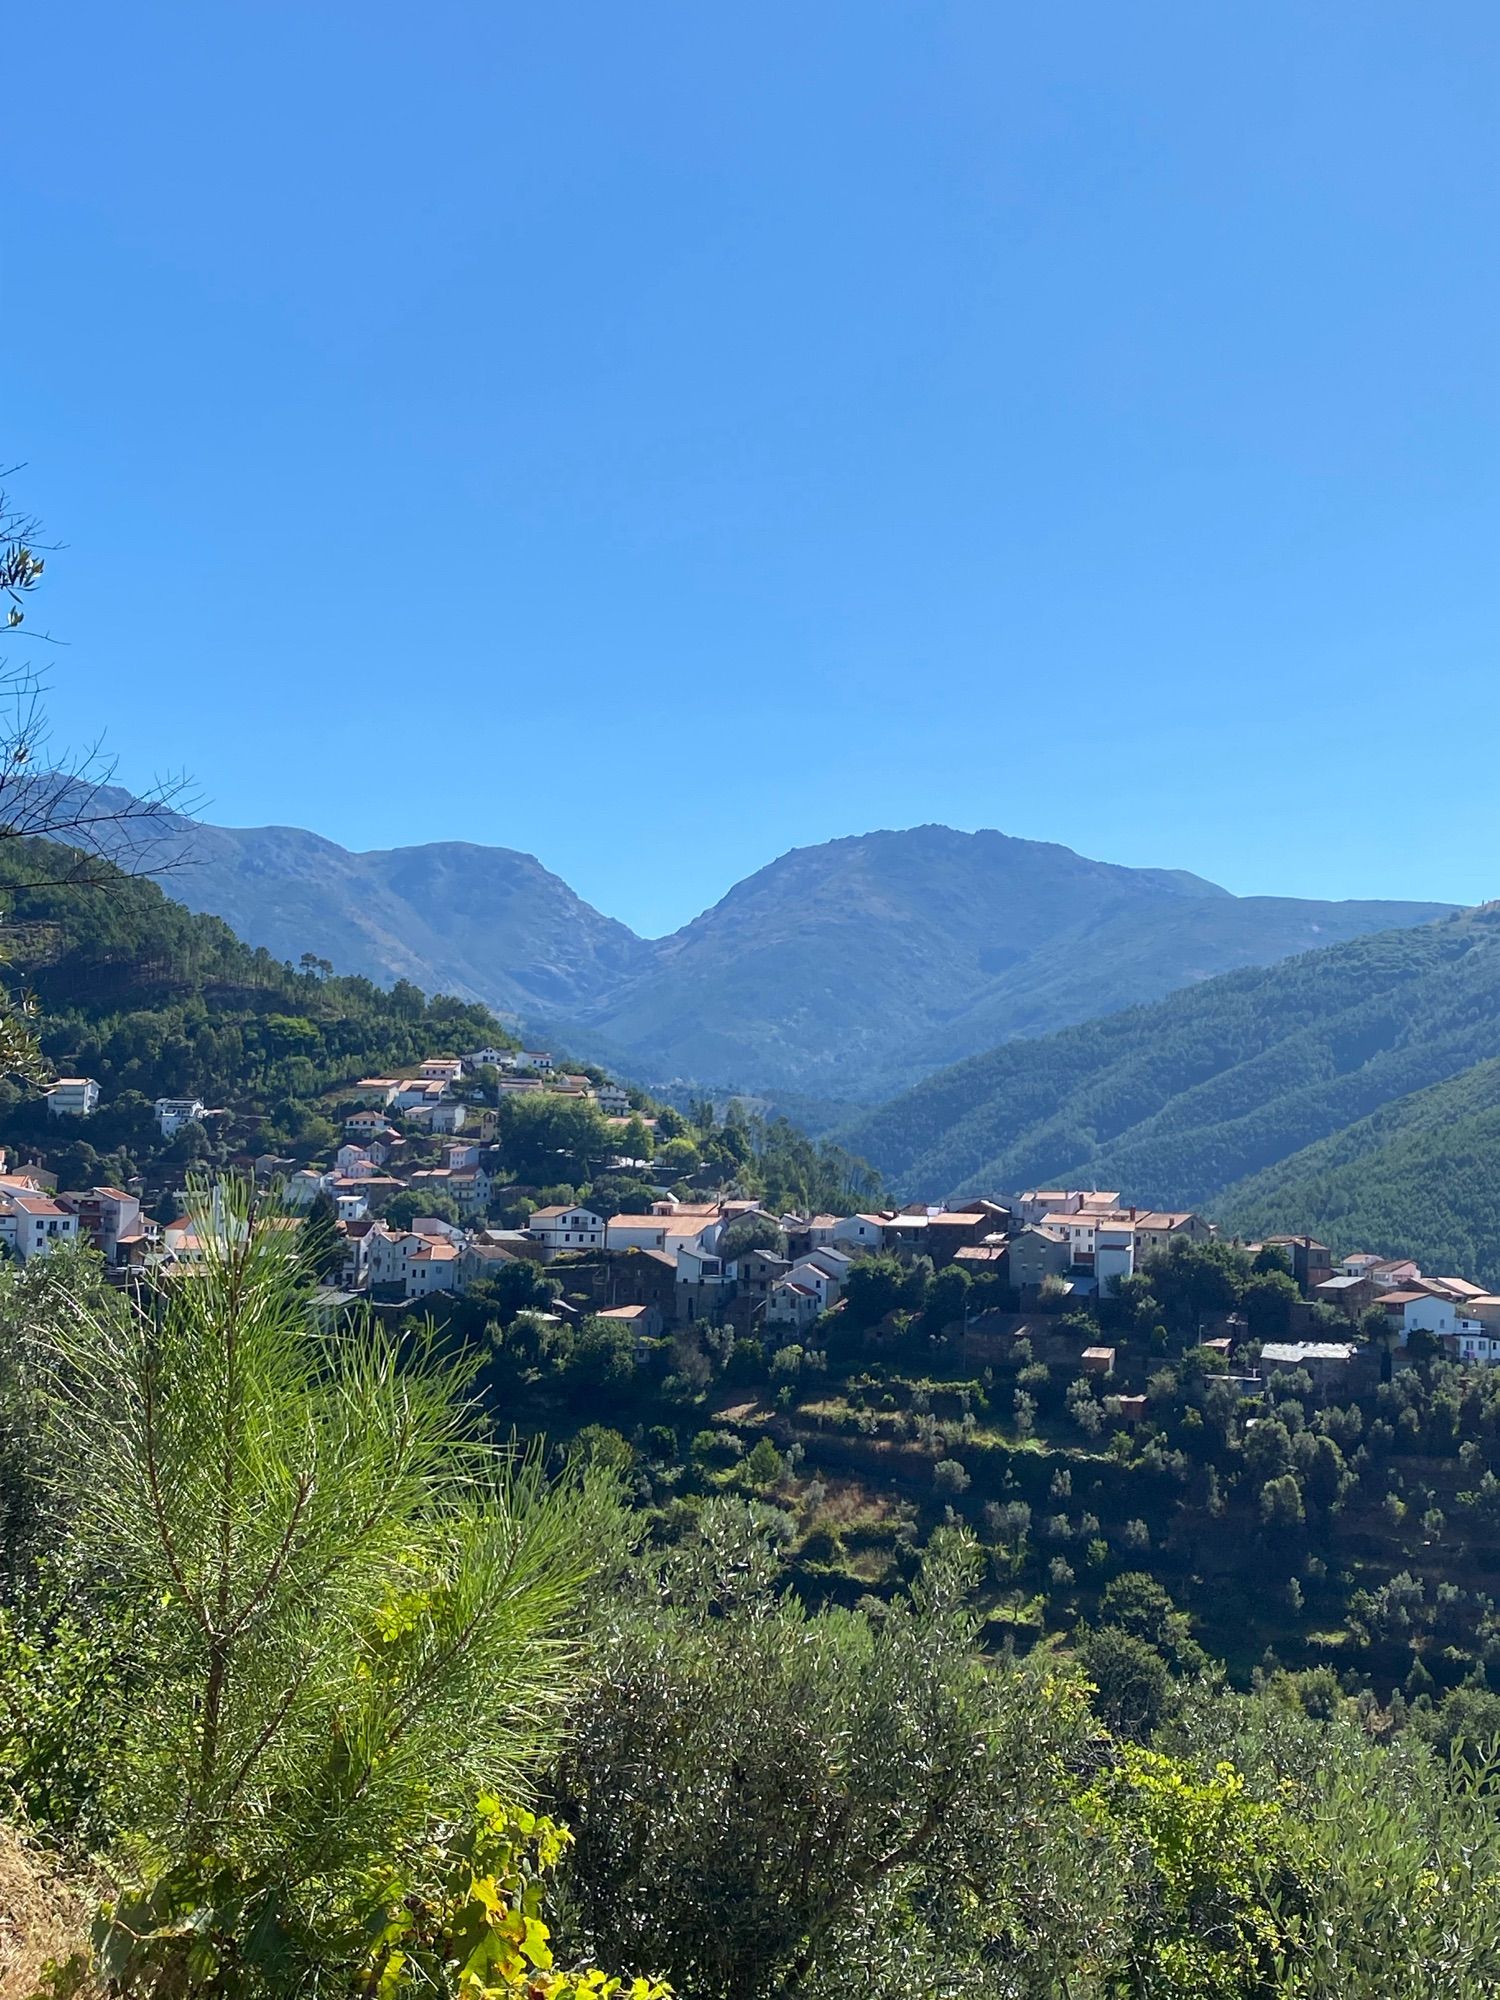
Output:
[547,1503,1123,1999]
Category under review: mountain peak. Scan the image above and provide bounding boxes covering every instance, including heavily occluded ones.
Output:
[45,777,1455,1100]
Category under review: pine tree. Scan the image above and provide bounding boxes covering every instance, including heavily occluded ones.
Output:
[50,1175,619,1994]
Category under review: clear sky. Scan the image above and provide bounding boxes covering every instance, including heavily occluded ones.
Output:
[9,2,1497,938]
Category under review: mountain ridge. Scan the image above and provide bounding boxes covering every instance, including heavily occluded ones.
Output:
[48,780,1456,1099]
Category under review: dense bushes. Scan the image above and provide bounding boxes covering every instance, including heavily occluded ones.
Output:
[7,1210,1500,1995]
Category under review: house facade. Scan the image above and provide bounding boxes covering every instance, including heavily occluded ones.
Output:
[155,1097,206,1138]
[675,1241,732,1321]
[59,1185,142,1264]
[0,1189,80,1261]
[529,1205,605,1255]
[47,1077,100,1118]
[1008,1224,1070,1291]
[345,1108,395,1139]
[830,1214,887,1254]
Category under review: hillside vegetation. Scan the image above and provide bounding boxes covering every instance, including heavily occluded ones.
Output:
[10,1206,1500,1998]
[0,838,879,1223]
[547,826,1453,1096]
[0,836,516,1182]
[846,906,1500,1275]
[1221,1057,1500,1276]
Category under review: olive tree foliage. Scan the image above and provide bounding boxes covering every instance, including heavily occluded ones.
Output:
[547,1501,1124,2000]
[1162,1688,1500,1997]
[48,1175,621,1996]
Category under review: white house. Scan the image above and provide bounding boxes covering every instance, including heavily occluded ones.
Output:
[365,1224,461,1299]
[351,1078,402,1107]
[1338,1252,1382,1280]
[606,1206,724,1256]
[464,1047,514,1072]
[448,1168,490,1216]
[155,1097,206,1139]
[411,1215,464,1241]
[1061,1210,1109,1265]
[283,1169,327,1209]
[596,1081,629,1116]
[604,1214,676,1253]
[365,1224,409,1288]
[675,1240,733,1320]
[518,1050,554,1074]
[405,1237,460,1298]
[161,1214,205,1258]
[800,1245,854,1299]
[46,1077,99,1118]
[528,1205,605,1254]
[461,1239,519,1285]
[431,1101,467,1135]
[1095,1225,1136,1291]
[339,1217,375,1289]
[791,1258,842,1310]
[830,1214,886,1254]
[0,1188,80,1262]
[392,1080,445,1113]
[336,1143,371,1174]
[345,1108,396,1140]
[419,1057,465,1084]
[1387,1292,1483,1345]
[1371,1258,1424,1291]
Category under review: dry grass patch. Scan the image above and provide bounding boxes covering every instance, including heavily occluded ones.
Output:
[0,1824,91,2000]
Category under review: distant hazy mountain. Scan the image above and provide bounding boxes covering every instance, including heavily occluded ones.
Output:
[842,905,1500,1280]
[46,782,650,1021]
[51,785,1454,1097]
[567,827,1450,1097]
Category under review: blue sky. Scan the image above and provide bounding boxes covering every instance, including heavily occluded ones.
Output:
[9,2,1497,938]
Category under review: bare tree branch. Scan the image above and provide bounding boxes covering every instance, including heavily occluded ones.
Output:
[0,478,202,887]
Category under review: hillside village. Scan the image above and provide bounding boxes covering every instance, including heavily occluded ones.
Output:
[10,36,1500,1991]
[17,1049,1500,1385]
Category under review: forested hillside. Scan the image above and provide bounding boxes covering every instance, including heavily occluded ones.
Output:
[0,837,515,1183]
[845,906,1500,1273]
[0,837,878,1220]
[1220,1058,1500,1278]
